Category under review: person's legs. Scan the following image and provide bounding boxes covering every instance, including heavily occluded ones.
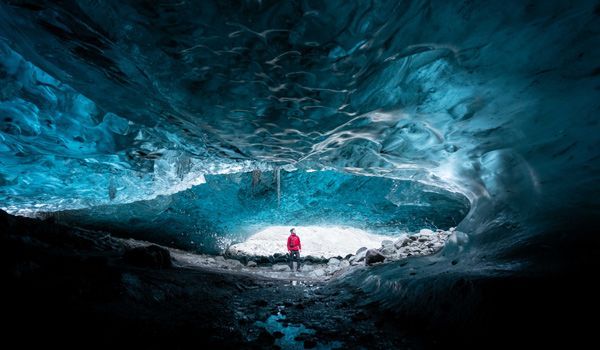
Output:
[296,251,302,271]
[288,251,294,270]
[289,251,300,271]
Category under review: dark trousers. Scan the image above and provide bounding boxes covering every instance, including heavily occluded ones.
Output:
[288,250,301,271]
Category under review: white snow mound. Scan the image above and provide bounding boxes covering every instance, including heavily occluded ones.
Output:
[228,225,399,258]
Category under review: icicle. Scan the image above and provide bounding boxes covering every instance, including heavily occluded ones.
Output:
[276,167,281,207]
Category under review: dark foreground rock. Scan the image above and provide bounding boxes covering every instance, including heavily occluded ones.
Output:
[123,245,172,268]
[365,249,385,265]
[1,210,598,349]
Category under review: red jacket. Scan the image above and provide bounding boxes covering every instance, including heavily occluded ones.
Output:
[287,234,301,251]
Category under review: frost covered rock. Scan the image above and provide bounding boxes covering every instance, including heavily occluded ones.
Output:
[226,259,243,269]
[380,246,397,256]
[350,248,368,264]
[328,258,341,266]
[272,264,291,272]
[246,261,257,268]
[394,234,410,249]
[381,240,394,247]
[311,268,325,277]
[300,264,314,272]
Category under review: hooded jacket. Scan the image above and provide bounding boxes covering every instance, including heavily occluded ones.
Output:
[287,233,301,251]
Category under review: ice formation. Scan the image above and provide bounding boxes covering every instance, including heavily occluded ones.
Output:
[0,0,598,327]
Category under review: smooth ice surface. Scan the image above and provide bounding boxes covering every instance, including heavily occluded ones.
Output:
[229,226,395,258]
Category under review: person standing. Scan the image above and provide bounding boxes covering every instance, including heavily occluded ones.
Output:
[287,228,302,271]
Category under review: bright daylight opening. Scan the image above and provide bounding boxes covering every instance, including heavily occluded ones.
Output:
[228,225,398,259]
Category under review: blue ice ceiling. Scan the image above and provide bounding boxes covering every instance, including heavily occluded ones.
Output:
[0,0,599,259]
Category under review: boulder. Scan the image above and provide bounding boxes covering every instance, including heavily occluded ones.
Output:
[311,268,325,277]
[365,249,385,265]
[327,258,341,265]
[379,246,397,256]
[381,240,394,247]
[123,245,172,269]
[351,248,368,263]
[355,247,368,255]
[339,260,350,269]
[246,260,258,268]
[419,228,434,235]
[226,259,243,268]
[272,264,291,272]
[300,263,314,272]
[394,234,410,249]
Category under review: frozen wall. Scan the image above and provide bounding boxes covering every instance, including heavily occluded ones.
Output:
[49,170,469,253]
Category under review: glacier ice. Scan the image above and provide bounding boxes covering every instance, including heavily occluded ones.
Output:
[48,170,469,254]
[0,0,597,307]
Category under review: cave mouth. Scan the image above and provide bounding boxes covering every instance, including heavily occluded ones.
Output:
[228,225,400,259]
[50,169,471,255]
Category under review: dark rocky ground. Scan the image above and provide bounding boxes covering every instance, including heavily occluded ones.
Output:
[2,209,599,349]
[0,210,430,349]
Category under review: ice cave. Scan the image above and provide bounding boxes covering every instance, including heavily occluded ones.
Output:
[0,0,599,348]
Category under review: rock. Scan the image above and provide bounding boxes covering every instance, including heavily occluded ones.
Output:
[379,246,396,256]
[365,249,385,265]
[311,268,325,277]
[327,258,340,265]
[123,245,172,268]
[300,263,314,272]
[271,253,288,264]
[272,264,291,272]
[419,228,434,235]
[226,259,243,268]
[326,265,341,275]
[394,234,410,249]
[256,329,276,346]
[449,227,456,232]
[304,339,318,349]
[381,240,394,247]
[339,260,350,268]
[246,260,258,268]
[355,247,368,255]
[253,299,268,307]
[409,235,418,241]
[351,248,368,263]
[418,236,431,242]
[344,254,353,260]
[303,255,328,264]
[351,311,369,321]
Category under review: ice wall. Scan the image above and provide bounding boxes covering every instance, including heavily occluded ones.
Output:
[50,170,469,253]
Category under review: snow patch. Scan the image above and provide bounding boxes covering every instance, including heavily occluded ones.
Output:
[228,225,400,259]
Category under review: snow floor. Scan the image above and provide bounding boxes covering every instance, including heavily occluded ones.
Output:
[228,226,399,258]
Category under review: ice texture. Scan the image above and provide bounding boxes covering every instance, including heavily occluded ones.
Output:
[48,170,469,253]
[0,0,599,301]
